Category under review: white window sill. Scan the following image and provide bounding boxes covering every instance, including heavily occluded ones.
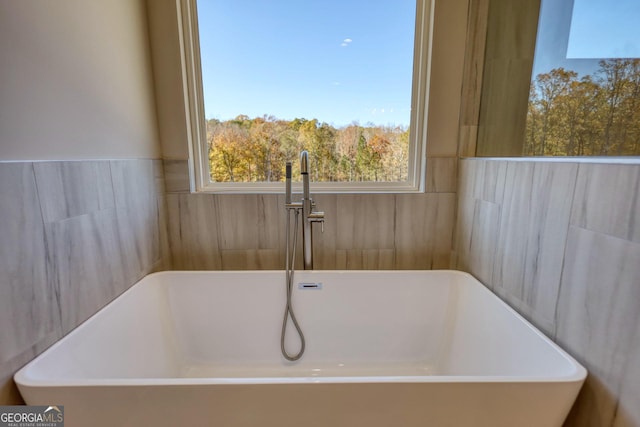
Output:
[466,156,640,165]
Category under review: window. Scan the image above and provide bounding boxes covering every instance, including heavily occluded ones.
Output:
[475,0,640,157]
[525,0,640,156]
[179,0,433,192]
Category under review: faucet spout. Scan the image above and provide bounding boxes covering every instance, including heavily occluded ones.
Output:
[298,151,324,269]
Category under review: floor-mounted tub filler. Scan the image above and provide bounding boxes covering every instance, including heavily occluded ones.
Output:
[15,270,585,427]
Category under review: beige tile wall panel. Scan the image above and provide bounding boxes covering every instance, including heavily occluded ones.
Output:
[0,159,169,404]
[456,158,640,427]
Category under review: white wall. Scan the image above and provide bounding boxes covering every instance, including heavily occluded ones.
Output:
[0,0,160,160]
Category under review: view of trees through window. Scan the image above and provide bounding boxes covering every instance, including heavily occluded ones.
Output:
[523,0,640,157]
[526,59,640,156]
[207,117,409,183]
[196,0,417,185]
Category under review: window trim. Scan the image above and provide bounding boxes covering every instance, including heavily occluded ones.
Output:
[179,0,434,194]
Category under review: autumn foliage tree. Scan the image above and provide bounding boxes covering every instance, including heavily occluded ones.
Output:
[207,115,410,183]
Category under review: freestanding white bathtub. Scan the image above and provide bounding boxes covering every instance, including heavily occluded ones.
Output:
[15,270,585,427]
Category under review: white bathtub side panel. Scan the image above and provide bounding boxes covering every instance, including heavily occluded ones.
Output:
[165,272,284,366]
[293,271,457,366]
[439,273,583,378]
[15,274,181,382]
[166,271,457,370]
[18,380,583,427]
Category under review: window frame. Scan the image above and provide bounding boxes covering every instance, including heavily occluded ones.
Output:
[179,0,434,193]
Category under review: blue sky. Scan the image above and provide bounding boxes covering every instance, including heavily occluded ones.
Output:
[196,0,416,127]
[567,0,640,59]
[533,0,639,78]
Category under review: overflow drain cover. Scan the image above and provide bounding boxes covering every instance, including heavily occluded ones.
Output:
[298,282,323,290]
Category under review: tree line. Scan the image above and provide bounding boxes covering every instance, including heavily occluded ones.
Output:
[206,116,410,183]
[526,59,640,156]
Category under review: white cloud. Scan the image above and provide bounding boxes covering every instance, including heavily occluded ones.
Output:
[340,38,353,47]
[343,38,352,43]
[340,42,348,47]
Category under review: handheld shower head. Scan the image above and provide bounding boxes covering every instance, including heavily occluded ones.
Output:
[285,162,292,205]
[300,151,310,199]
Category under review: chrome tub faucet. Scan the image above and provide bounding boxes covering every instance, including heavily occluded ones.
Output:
[285,151,325,270]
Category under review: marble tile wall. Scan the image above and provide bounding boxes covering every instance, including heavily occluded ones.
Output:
[0,159,170,404]
[455,158,640,427]
[166,157,457,271]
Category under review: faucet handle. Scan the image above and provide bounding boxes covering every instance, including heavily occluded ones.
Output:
[308,212,325,233]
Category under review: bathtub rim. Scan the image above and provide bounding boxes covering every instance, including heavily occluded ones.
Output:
[14,270,588,388]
